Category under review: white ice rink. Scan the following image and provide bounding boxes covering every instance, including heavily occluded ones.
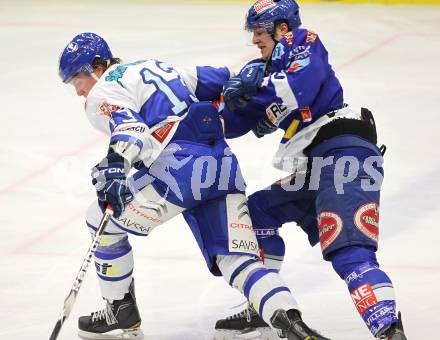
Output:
[1,0,440,339]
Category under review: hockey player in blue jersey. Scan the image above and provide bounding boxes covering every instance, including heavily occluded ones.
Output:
[214,0,407,339]
[58,32,332,340]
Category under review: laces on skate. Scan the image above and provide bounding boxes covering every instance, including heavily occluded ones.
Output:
[91,302,117,326]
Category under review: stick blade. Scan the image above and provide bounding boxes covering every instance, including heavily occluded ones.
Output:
[49,317,65,340]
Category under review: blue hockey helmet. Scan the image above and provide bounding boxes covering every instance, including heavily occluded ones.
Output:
[58,32,113,83]
[245,0,301,34]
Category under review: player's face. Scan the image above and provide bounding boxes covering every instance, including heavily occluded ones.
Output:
[69,67,104,97]
[70,72,97,97]
[251,27,275,60]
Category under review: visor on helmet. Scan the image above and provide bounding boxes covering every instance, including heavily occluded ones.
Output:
[245,20,276,35]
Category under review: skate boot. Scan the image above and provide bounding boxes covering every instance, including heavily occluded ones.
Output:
[214,304,281,340]
[78,280,143,339]
[270,309,331,340]
[378,312,407,340]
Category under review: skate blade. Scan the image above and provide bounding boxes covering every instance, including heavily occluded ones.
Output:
[214,327,282,340]
[78,327,144,340]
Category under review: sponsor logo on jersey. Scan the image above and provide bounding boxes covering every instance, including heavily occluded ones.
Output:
[289,45,311,61]
[351,284,378,315]
[318,211,343,251]
[299,107,312,122]
[118,125,146,133]
[254,0,275,14]
[266,102,289,125]
[117,216,152,234]
[287,47,311,73]
[272,43,285,61]
[127,203,162,223]
[230,222,254,231]
[231,239,258,252]
[99,103,121,118]
[255,228,278,236]
[354,203,379,242]
[152,121,176,143]
[283,32,294,45]
[305,30,318,44]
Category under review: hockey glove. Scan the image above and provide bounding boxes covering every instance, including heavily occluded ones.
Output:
[91,153,134,218]
[252,117,278,138]
[223,63,265,111]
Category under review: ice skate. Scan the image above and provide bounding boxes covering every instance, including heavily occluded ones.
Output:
[214,305,281,340]
[378,312,407,340]
[78,281,143,339]
[270,309,331,340]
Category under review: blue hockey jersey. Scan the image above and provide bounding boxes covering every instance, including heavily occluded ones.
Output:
[222,28,344,140]
[221,28,363,172]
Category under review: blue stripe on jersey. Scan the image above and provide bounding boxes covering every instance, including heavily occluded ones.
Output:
[95,240,132,261]
[259,286,291,317]
[243,268,279,299]
[97,270,133,282]
[110,134,144,150]
[229,259,259,286]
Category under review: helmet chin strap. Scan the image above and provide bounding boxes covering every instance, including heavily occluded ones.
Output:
[91,73,100,81]
[90,60,110,81]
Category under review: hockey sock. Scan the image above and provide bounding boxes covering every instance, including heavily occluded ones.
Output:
[256,229,285,272]
[87,223,134,302]
[331,246,398,337]
[217,254,299,326]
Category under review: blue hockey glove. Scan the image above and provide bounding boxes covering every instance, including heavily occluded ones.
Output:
[223,63,265,111]
[252,117,278,138]
[91,153,134,218]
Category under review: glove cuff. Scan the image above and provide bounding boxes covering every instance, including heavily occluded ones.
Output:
[109,141,141,166]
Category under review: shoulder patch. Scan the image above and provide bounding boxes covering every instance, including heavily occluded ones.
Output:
[283,31,294,45]
[99,102,121,118]
[305,30,318,44]
[272,43,285,61]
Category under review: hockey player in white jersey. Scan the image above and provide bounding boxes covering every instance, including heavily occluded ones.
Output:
[58,32,332,340]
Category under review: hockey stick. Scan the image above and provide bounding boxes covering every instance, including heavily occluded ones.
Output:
[49,205,114,340]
